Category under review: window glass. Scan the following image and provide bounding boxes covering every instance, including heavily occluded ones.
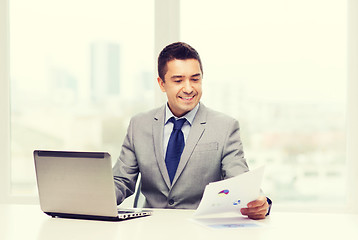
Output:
[10,0,154,195]
[180,0,347,205]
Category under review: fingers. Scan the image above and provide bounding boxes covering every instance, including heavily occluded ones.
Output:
[241,206,267,219]
[247,196,267,208]
[240,197,269,220]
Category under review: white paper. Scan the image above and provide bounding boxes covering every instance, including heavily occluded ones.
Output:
[194,166,265,217]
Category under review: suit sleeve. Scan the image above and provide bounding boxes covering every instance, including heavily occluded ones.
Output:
[221,118,273,213]
[221,118,249,179]
[112,118,139,205]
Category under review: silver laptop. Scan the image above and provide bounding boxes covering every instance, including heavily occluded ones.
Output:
[34,150,151,221]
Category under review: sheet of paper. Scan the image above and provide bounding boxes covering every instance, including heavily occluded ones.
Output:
[193,166,265,217]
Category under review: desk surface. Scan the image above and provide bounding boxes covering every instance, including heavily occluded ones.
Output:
[1,204,358,240]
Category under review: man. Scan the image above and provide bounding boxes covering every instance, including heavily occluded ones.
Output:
[113,42,271,219]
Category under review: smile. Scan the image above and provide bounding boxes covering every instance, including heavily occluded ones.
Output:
[179,96,195,101]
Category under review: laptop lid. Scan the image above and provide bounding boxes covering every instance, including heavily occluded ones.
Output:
[34,150,150,221]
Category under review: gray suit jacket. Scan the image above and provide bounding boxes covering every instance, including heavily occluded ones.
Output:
[113,103,249,209]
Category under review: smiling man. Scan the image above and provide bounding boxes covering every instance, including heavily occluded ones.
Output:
[113,42,271,219]
[157,58,202,117]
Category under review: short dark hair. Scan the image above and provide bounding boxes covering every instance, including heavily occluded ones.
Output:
[157,42,203,81]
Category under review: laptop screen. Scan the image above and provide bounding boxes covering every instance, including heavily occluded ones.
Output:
[34,150,118,218]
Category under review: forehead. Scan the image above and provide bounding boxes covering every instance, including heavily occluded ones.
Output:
[165,59,202,76]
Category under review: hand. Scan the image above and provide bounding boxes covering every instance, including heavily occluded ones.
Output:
[240,196,269,220]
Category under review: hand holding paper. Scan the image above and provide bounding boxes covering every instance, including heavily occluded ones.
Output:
[240,195,269,220]
[194,166,265,217]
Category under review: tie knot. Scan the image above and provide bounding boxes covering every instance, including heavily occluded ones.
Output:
[170,117,186,130]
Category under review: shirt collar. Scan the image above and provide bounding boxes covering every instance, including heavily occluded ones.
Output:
[165,103,200,126]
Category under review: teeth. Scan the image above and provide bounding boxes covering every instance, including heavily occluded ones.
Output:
[181,96,194,100]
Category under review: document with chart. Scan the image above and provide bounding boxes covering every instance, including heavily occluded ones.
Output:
[194,166,265,217]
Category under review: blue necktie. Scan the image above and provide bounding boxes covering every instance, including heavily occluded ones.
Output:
[165,117,186,183]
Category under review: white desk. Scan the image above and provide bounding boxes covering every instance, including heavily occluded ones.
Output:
[1,204,358,240]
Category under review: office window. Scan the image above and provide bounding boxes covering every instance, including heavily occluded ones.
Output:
[180,0,347,205]
[10,0,154,196]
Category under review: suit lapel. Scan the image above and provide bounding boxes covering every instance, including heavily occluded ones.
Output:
[152,106,172,188]
[172,104,207,186]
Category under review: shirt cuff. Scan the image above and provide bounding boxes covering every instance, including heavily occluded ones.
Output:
[266,197,272,216]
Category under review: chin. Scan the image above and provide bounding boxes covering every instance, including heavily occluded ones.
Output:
[180,104,196,113]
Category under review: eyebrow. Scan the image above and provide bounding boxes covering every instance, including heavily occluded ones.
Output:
[170,73,202,79]
[191,73,201,78]
[171,75,184,79]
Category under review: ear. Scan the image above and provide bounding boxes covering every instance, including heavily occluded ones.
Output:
[157,77,166,92]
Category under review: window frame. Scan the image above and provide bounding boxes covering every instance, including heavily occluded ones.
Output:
[0,0,10,204]
[1,0,357,213]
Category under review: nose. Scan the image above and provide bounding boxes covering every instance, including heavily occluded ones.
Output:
[182,79,193,94]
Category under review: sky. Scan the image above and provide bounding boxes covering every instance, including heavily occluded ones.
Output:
[180,0,347,104]
[10,0,347,104]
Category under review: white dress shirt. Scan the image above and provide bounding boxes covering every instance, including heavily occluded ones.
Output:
[163,103,200,158]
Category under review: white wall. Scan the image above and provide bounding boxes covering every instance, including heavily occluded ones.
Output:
[0,0,10,203]
[346,0,358,214]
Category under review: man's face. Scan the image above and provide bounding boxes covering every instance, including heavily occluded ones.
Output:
[157,59,203,117]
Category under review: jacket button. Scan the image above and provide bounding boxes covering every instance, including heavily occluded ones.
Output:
[168,199,174,205]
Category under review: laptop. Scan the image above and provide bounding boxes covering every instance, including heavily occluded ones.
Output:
[34,150,151,221]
